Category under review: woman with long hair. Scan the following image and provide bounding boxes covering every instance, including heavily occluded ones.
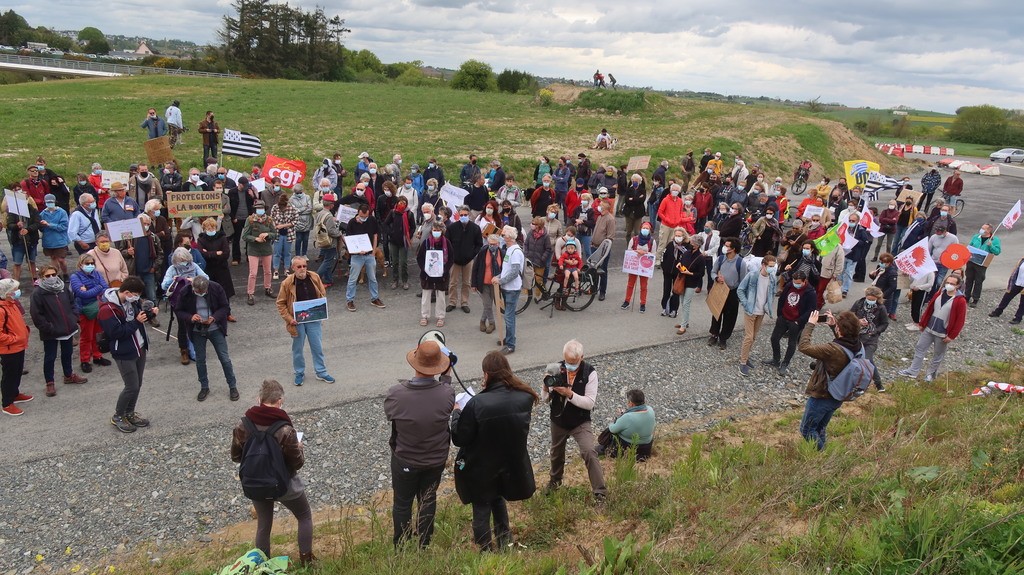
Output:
[450,351,538,551]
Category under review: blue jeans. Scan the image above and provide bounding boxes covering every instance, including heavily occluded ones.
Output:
[273,235,292,273]
[43,338,74,383]
[886,290,899,315]
[578,235,593,260]
[294,231,310,257]
[931,264,948,293]
[347,253,379,302]
[799,396,843,450]
[291,321,327,377]
[140,272,156,302]
[316,247,338,283]
[194,328,237,390]
[501,289,519,349]
[841,258,857,294]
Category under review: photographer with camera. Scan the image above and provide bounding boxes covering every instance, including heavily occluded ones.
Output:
[543,339,607,502]
[384,338,456,548]
[98,276,157,433]
[173,276,238,402]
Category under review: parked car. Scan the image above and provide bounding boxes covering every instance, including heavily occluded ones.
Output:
[990,148,1024,163]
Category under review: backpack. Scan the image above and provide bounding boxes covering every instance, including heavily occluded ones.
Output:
[166,276,189,309]
[238,418,291,501]
[314,211,333,249]
[826,345,876,402]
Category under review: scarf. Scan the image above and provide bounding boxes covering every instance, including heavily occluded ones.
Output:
[487,247,503,278]
[40,276,65,293]
[394,204,411,246]
[532,228,545,240]
[245,404,293,427]
[634,232,653,248]
[426,235,448,263]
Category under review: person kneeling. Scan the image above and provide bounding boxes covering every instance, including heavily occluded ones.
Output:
[597,389,656,461]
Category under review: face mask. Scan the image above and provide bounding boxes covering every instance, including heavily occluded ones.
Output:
[163,168,171,175]
[543,182,551,188]
[488,244,499,252]
[83,264,96,273]
[940,211,948,217]
[632,182,639,188]
[356,189,365,196]
[704,227,713,233]
[423,213,433,220]
[865,299,877,307]
[385,191,393,198]
[215,174,225,180]
[205,230,216,236]
[83,203,94,211]
[548,212,557,219]
[670,190,680,197]
[45,202,55,208]
[141,225,150,232]
[945,283,956,292]
[427,185,436,192]
[396,159,402,165]
[431,231,442,239]
[357,216,368,223]
[97,242,111,251]
[684,200,692,206]
[459,216,469,224]
[78,180,87,186]
[580,201,589,209]
[125,295,140,303]
[730,209,739,215]
[190,175,200,183]
[255,209,266,216]
[485,208,493,215]
[766,214,774,220]
[792,282,804,289]
[640,228,650,236]
[369,169,377,175]
[93,169,102,175]
[673,236,684,244]
[12,289,21,299]
[333,159,341,165]
[766,265,777,274]
[564,362,579,372]
[889,204,897,209]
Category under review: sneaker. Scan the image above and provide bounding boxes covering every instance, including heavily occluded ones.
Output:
[229,388,240,401]
[924,373,935,383]
[371,299,386,309]
[64,374,87,385]
[876,383,887,393]
[111,415,136,433]
[660,309,668,317]
[390,281,398,290]
[403,283,410,290]
[739,364,750,377]
[1011,318,1022,325]
[905,323,919,332]
[888,313,897,320]
[989,310,1002,318]
[93,357,111,367]
[598,293,606,301]
[669,310,677,318]
[316,373,336,384]
[968,301,977,308]
[126,412,150,428]
[2,404,24,416]
[500,345,515,355]
[620,301,630,310]
[247,294,255,305]
[80,361,92,373]
[13,393,33,404]
[717,341,727,350]
[197,388,209,401]
[594,493,607,505]
[347,301,356,312]
[446,304,456,313]
[273,271,280,280]
[745,360,755,369]
[264,288,274,298]
[778,363,789,376]
[294,373,304,386]
[897,369,917,378]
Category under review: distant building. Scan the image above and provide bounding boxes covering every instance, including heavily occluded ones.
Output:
[892,110,909,116]
[135,42,153,55]
[26,41,48,51]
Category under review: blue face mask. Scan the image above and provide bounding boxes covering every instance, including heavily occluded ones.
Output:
[640,229,650,236]
[564,362,579,372]
[154,209,161,217]
[792,282,804,289]
[12,289,21,299]
[802,249,811,257]
[459,216,469,224]
[431,231,442,239]
[865,299,877,307]
[217,174,225,180]
[82,264,96,273]
[45,202,55,208]
[206,230,217,236]
[255,209,266,216]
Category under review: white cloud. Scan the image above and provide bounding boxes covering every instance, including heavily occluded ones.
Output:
[12,0,1024,112]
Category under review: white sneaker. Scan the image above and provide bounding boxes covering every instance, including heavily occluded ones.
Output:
[897,369,917,378]
[904,323,919,331]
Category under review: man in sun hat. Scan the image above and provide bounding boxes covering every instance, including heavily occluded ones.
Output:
[384,338,456,548]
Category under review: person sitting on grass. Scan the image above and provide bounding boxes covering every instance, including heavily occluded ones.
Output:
[558,239,583,295]
[597,389,656,461]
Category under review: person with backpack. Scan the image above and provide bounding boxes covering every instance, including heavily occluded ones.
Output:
[708,237,748,350]
[312,194,344,286]
[98,276,156,433]
[231,379,315,567]
[797,310,864,450]
[850,286,890,392]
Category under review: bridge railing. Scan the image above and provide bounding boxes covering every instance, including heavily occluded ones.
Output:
[0,53,240,79]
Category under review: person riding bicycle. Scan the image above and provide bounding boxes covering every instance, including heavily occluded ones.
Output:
[793,160,812,183]
[557,240,583,295]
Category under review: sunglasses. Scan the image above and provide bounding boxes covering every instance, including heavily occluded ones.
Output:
[43,273,57,278]
[294,264,307,269]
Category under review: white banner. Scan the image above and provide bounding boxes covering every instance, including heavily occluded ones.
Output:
[621,249,655,278]
[100,171,130,190]
[894,237,938,280]
[1001,199,1022,230]
[439,183,469,212]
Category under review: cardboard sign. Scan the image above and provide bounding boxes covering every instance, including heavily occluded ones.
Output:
[100,171,130,190]
[967,245,995,268]
[622,249,655,278]
[166,191,222,218]
[143,136,175,166]
[626,155,651,172]
[706,281,729,319]
[106,217,145,241]
[896,189,922,206]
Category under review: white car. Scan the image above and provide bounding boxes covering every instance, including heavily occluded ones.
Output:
[990,148,1024,163]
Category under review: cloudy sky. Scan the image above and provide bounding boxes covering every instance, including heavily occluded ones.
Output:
[16,0,1023,112]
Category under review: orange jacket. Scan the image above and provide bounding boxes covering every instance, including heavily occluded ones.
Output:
[0,299,29,355]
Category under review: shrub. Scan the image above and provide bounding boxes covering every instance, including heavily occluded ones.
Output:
[538,88,554,107]
[575,90,646,113]
[451,59,497,92]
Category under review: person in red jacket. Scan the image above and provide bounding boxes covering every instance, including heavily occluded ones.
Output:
[20,164,50,207]
[898,274,967,382]
[656,183,684,263]
[693,185,714,229]
[942,170,963,199]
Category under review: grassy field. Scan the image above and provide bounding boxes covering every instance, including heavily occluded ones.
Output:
[822,108,955,127]
[92,363,1024,575]
[0,76,898,189]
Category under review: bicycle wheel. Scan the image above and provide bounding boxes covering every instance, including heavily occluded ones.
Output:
[952,198,965,218]
[516,261,535,315]
[791,177,807,196]
[565,269,598,311]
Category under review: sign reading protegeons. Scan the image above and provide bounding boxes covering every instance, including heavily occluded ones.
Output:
[166,191,222,218]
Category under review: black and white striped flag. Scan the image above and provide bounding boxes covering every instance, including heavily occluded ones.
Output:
[222,129,262,158]
[861,172,901,202]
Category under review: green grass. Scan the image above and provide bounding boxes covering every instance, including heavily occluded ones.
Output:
[94,363,1024,575]
[0,76,893,189]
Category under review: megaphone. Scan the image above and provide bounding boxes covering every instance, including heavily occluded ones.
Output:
[419,329,445,347]
[418,330,468,392]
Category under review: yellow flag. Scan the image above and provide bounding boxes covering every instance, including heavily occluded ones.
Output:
[844,160,880,190]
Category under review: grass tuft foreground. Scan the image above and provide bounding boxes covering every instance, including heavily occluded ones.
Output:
[104,366,1024,575]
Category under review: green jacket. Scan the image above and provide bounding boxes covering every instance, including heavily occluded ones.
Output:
[241,214,276,257]
[968,233,1001,256]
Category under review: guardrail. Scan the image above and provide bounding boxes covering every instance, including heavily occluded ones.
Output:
[0,53,240,78]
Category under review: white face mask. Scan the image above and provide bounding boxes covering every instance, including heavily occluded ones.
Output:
[423,213,433,220]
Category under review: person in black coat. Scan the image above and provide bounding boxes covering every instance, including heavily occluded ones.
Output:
[30,266,88,396]
[423,159,445,190]
[445,208,483,311]
[173,276,237,401]
[659,230,702,318]
[450,351,539,551]
[717,204,746,241]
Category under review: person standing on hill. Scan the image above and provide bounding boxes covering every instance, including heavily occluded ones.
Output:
[140,108,167,140]
[165,100,183,148]
[797,310,861,450]
[198,110,219,163]
[899,275,967,382]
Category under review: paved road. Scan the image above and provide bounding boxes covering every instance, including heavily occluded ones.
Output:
[4,167,1023,464]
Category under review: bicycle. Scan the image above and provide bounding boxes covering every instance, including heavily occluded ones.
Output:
[791,168,809,196]
[941,192,965,218]
[738,222,754,257]
[517,239,610,316]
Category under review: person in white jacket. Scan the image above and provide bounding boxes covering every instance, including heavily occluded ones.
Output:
[398,175,419,215]
[694,222,720,291]
[903,270,935,330]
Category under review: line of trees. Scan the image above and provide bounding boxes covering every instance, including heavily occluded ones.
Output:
[950,105,1024,146]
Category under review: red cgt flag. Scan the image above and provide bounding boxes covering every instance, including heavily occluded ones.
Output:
[262,155,307,187]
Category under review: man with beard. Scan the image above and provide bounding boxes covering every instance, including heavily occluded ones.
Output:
[128,163,163,206]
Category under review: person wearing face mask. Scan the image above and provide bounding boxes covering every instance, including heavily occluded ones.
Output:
[873,200,901,262]
[845,286,890,392]
[312,194,344,284]
[750,206,782,257]
[414,203,437,250]
[661,228,703,322]
[621,222,657,313]
[408,164,424,200]
[186,168,208,192]
[30,266,89,397]
[398,176,420,216]
[551,159,571,209]
[765,270,818,376]
[717,203,745,243]
[422,177,441,209]
[6,190,41,285]
[963,224,1001,308]
[287,183,312,258]
[20,165,50,207]
[735,255,778,376]
[241,200,277,305]
[654,183,685,260]
[524,216,552,289]
[345,203,387,312]
[0,279,32,416]
[198,110,219,164]
[269,192,297,281]
[569,193,596,259]
[331,153,348,192]
[174,274,239,402]
[197,218,235,319]
[533,156,552,187]
[925,199,958,236]
[530,174,556,218]
[128,162,163,207]
[707,152,724,176]
[100,181,141,225]
[86,231,129,289]
[38,193,70,279]
[797,310,862,450]
[471,234,505,329]
[445,207,484,314]
[73,171,98,208]
[130,214,162,306]
[711,201,730,228]
[565,178,584,223]
[708,237,748,350]
[260,176,285,209]
[926,224,960,295]
[693,184,714,230]
[460,154,482,190]
[159,161,182,193]
[384,196,416,290]
[162,247,210,364]
[867,253,898,319]
[543,339,606,500]
[69,255,111,374]
[417,221,453,327]
[312,158,339,193]
[98,276,157,432]
[644,176,665,237]
[898,275,967,383]
[355,152,371,181]
[615,172,644,241]
[695,221,721,292]
[475,199,501,238]
[783,242,820,292]
[840,215,872,297]
[341,180,377,214]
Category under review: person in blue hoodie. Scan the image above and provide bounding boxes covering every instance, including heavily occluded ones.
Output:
[38,193,70,279]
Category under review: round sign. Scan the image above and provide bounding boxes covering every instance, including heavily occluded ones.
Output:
[940,243,971,269]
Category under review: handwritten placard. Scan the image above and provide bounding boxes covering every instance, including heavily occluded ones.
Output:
[166,191,222,218]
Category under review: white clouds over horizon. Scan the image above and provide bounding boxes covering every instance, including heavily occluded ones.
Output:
[19,0,1024,112]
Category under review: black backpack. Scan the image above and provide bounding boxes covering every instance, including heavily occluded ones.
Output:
[238,418,291,501]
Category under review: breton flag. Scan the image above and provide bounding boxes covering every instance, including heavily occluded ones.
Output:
[222,129,262,158]
[861,171,902,201]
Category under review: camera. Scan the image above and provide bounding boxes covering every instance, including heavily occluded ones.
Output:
[544,373,568,388]
[141,299,156,321]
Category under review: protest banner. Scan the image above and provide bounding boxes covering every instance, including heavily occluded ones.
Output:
[106,217,145,241]
[100,171,130,190]
[262,154,306,187]
[894,237,937,279]
[858,209,885,238]
[166,191,222,218]
[844,160,881,191]
[3,189,30,217]
[622,249,655,278]
[1001,199,1021,230]
[626,156,651,172]
[143,136,175,166]
[439,183,469,212]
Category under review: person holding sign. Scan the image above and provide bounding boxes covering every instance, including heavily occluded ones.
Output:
[241,200,276,306]
[621,222,657,313]
[416,221,452,327]
[276,256,335,386]
[963,224,1001,307]
[345,204,386,312]
[6,191,40,286]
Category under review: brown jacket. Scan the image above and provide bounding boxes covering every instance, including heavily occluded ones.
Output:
[591,212,616,247]
[798,323,860,399]
[275,271,326,337]
[231,419,304,472]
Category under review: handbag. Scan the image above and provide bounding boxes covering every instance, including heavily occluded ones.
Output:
[672,274,686,295]
[81,299,99,320]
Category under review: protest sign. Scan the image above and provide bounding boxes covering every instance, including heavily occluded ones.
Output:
[896,189,922,206]
[894,237,937,279]
[622,249,655,278]
[626,156,651,172]
[143,136,175,166]
[336,205,358,224]
[106,217,145,241]
[293,297,328,324]
[967,245,995,268]
[439,183,469,212]
[3,189,30,217]
[802,205,825,220]
[100,171,130,190]
[166,191,222,218]
[706,282,729,319]
[425,250,444,277]
[343,233,373,253]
